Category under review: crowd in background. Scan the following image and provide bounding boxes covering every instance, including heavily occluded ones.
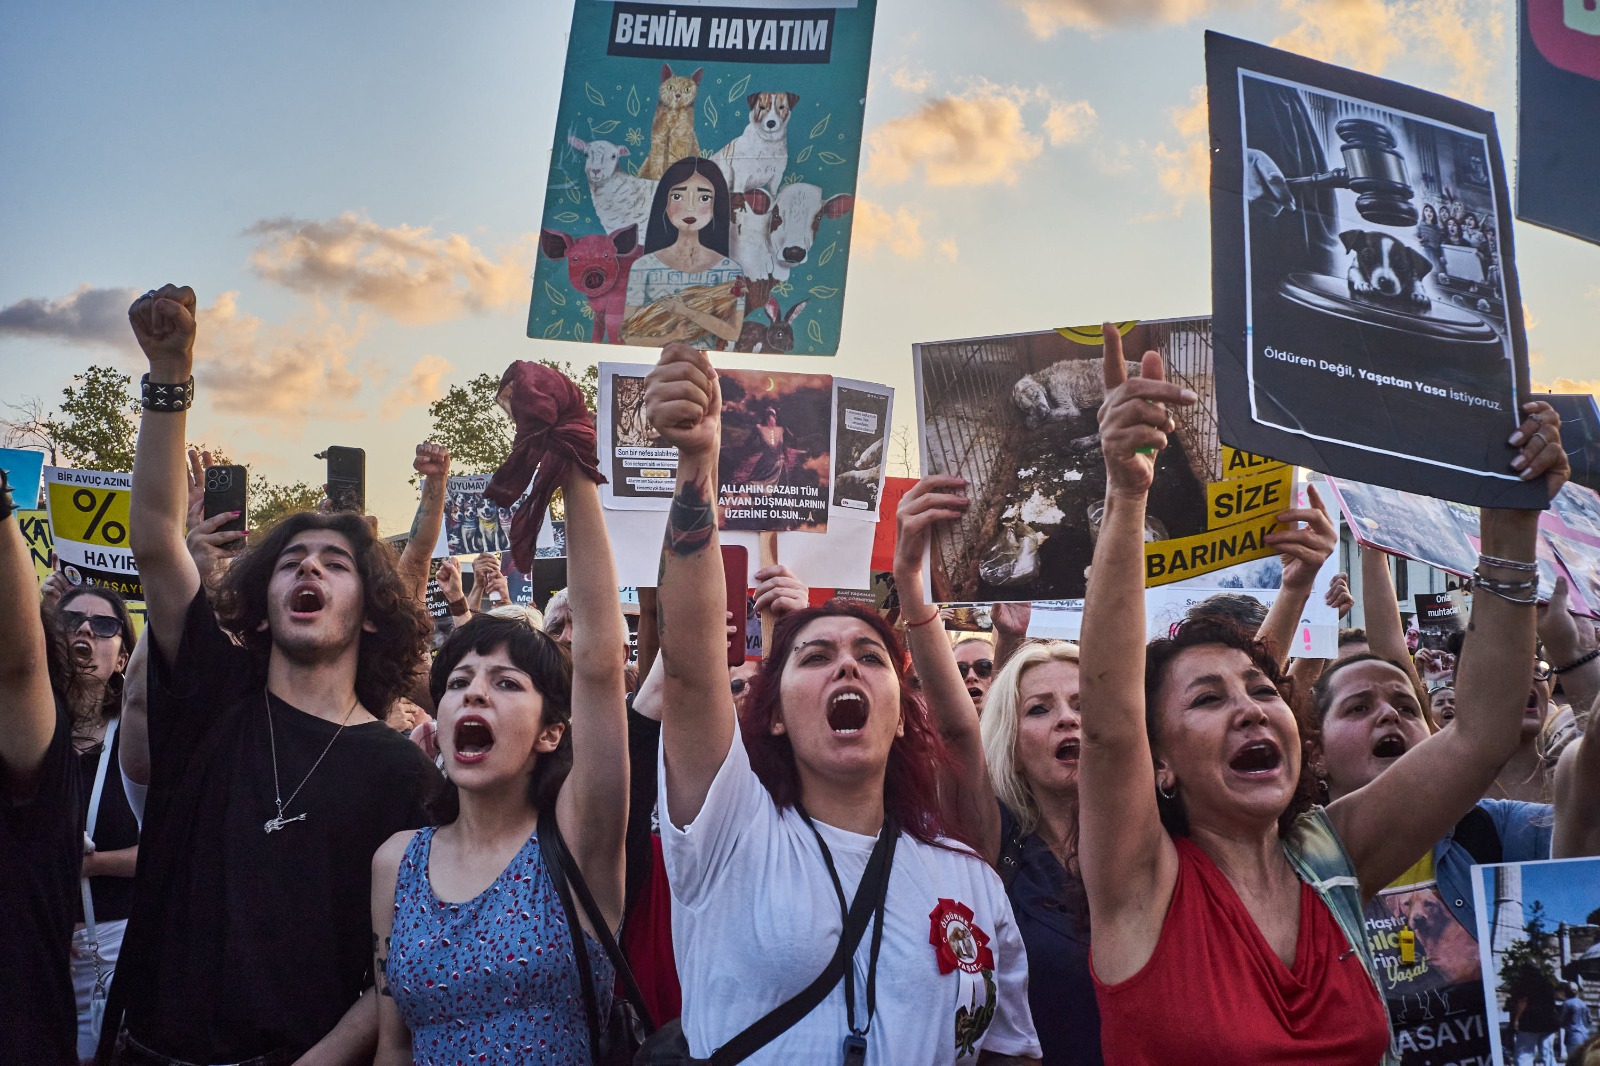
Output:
[2,289,1598,1066]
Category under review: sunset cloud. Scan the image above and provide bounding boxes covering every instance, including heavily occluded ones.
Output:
[851,201,931,259]
[246,213,536,324]
[1045,100,1098,146]
[193,291,368,419]
[0,285,139,348]
[1007,0,1219,35]
[381,353,453,419]
[1145,86,1211,217]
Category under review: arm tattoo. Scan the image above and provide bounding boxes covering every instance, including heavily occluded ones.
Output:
[664,475,714,557]
[373,932,392,996]
[409,475,445,542]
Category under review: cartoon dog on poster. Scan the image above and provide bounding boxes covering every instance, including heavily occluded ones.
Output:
[714,91,798,196]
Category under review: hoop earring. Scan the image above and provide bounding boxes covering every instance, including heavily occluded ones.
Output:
[1158,781,1176,801]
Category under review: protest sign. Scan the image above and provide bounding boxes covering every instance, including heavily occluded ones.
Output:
[1208,32,1540,509]
[1323,476,1480,578]
[1517,0,1600,246]
[527,0,877,356]
[718,368,831,532]
[43,466,141,599]
[17,508,54,585]
[1547,393,1600,497]
[440,475,517,557]
[0,448,45,510]
[830,378,892,519]
[1413,591,1464,652]
[1471,855,1600,1066]
[914,317,1292,604]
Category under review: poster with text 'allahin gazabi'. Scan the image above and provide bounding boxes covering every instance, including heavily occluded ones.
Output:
[529,0,877,357]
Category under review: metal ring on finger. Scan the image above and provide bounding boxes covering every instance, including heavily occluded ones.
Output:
[143,289,157,300]
[1529,429,1546,448]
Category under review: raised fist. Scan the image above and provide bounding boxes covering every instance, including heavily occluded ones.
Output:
[128,284,198,368]
[414,442,451,479]
[645,343,721,457]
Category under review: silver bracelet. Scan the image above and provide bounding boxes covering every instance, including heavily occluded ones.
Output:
[1470,572,1539,605]
[1477,552,1538,573]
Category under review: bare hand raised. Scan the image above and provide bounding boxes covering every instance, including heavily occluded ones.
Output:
[894,475,969,579]
[128,284,198,368]
[1265,483,1338,592]
[413,442,451,480]
[645,343,720,457]
[1508,400,1569,498]
[1097,322,1195,498]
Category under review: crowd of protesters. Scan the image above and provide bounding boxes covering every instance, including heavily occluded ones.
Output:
[3,289,1600,1066]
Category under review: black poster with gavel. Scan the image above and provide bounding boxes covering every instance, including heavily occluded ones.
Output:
[1206,32,1543,510]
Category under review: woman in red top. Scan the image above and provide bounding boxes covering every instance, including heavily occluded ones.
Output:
[1077,324,1567,1065]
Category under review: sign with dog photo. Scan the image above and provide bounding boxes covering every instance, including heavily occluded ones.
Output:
[1207,33,1540,509]
[528,0,878,356]
[913,317,1295,604]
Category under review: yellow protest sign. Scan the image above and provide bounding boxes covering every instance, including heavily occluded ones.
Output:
[1220,445,1285,479]
[1206,465,1295,529]
[17,509,53,584]
[43,467,142,600]
[1145,514,1284,585]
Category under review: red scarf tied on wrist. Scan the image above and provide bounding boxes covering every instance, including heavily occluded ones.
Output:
[484,360,606,573]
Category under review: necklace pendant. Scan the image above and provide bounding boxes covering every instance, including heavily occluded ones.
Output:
[264,813,307,834]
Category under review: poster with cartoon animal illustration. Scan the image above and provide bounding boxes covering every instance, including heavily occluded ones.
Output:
[529,0,877,356]
[914,318,1299,604]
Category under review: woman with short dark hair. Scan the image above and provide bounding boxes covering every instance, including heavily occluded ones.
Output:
[371,434,628,1064]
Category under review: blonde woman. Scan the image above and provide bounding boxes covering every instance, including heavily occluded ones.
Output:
[981,641,1100,1066]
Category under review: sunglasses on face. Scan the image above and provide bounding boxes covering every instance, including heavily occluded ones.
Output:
[1533,660,1552,683]
[956,659,994,680]
[59,611,121,639]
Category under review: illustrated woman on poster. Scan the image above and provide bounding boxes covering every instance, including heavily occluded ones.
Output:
[622,156,746,349]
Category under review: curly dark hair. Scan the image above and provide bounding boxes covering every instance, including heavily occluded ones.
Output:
[739,601,967,849]
[426,614,573,823]
[212,511,430,714]
[1143,616,1318,839]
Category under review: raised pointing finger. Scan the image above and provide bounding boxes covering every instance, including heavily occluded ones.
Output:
[1102,323,1128,391]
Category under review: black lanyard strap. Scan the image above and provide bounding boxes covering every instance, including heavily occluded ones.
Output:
[796,804,895,1039]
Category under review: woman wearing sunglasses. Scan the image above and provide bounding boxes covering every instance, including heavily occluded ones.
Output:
[955,640,997,713]
[57,585,141,1060]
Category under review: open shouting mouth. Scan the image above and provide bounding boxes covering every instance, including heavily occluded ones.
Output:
[288,582,325,618]
[453,715,495,764]
[827,690,869,735]
[1228,738,1283,776]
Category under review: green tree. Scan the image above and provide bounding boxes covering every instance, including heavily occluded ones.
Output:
[2,365,140,471]
[423,360,599,476]
[249,475,323,532]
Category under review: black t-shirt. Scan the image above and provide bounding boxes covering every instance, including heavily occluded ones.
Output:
[76,720,139,922]
[1,700,83,1066]
[115,592,440,1061]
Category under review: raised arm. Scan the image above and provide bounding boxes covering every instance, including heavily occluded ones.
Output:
[119,636,152,793]
[396,443,451,603]
[126,285,202,666]
[992,602,1031,673]
[1551,695,1600,858]
[1359,544,1420,688]
[0,471,55,791]
[1540,576,1600,728]
[1077,324,1195,982]
[644,343,737,827]
[892,475,1001,861]
[1255,484,1338,668]
[554,467,630,932]
[1329,403,1568,895]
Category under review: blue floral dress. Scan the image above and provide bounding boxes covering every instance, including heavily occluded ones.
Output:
[386,826,613,1064]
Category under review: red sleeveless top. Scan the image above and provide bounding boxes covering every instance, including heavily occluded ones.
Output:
[1093,836,1389,1065]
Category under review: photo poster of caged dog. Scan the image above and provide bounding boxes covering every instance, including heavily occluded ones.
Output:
[912,317,1298,606]
[1470,854,1600,1066]
[1517,0,1600,247]
[597,360,837,532]
[830,377,893,520]
[1207,33,1543,511]
[527,0,877,356]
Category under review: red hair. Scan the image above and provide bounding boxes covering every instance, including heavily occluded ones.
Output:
[739,601,967,848]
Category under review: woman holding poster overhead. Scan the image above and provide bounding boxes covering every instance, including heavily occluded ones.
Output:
[622,157,746,349]
[642,343,1040,1064]
[1077,322,1569,1065]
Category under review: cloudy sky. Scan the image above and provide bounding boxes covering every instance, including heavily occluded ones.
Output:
[3,0,1596,532]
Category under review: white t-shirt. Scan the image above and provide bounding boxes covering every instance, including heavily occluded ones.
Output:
[660,733,1041,1063]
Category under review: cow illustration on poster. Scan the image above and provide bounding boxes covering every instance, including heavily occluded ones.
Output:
[529,0,877,356]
